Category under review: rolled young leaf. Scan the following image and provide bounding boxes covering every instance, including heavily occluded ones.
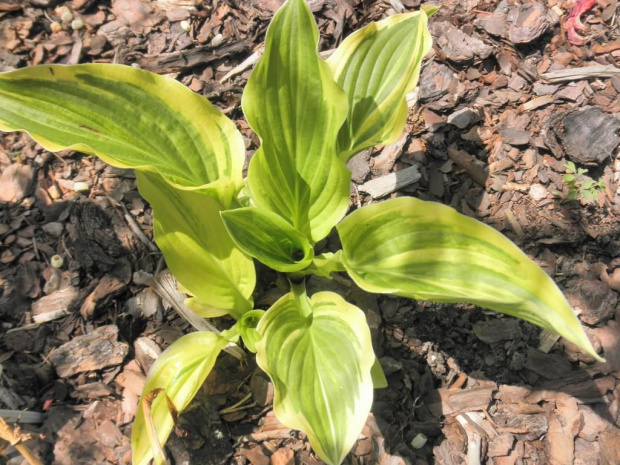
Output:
[337,197,601,361]
[256,289,375,465]
[132,332,229,465]
[242,0,350,242]
[327,10,433,161]
[0,64,244,202]
[138,172,255,319]
[237,310,266,353]
[221,207,314,272]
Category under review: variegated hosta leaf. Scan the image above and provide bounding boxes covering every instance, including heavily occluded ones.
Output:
[256,290,375,465]
[221,207,314,272]
[337,197,601,361]
[242,0,350,242]
[132,332,229,465]
[138,172,255,319]
[0,64,244,201]
[327,10,433,161]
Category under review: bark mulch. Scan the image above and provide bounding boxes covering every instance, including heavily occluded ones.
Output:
[1,0,620,464]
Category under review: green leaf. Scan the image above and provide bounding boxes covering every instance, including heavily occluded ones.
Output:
[0,64,244,202]
[256,290,375,465]
[371,358,388,389]
[242,0,350,242]
[580,179,595,190]
[137,172,255,319]
[582,189,596,202]
[132,332,229,465]
[238,310,265,353]
[421,4,440,17]
[297,251,347,279]
[337,197,602,362]
[185,297,231,318]
[564,161,577,173]
[221,207,314,272]
[327,10,433,161]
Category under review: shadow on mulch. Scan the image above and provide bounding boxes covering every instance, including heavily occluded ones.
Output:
[372,298,618,463]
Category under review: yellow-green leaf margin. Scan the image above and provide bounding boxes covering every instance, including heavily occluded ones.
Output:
[242,0,350,242]
[221,207,314,273]
[256,290,375,465]
[327,10,433,161]
[132,332,229,465]
[337,197,602,362]
[138,172,255,318]
[0,64,244,201]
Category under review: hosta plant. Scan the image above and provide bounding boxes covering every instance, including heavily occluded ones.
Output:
[0,1,602,463]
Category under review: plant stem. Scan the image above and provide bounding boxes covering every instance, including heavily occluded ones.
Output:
[219,393,256,414]
[289,278,313,318]
[0,417,43,465]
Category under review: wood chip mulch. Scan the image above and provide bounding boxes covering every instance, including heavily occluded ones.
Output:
[1,0,620,464]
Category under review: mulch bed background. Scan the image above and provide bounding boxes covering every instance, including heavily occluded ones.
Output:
[1,0,620,463]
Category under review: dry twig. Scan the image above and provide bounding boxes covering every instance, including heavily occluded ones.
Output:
[541,65,620,83]
[0,417,43,465]
[149,271,246,362]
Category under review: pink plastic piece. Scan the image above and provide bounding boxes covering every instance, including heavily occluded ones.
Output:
[565,0,597,45]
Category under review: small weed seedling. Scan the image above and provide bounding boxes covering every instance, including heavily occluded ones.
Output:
[0,1,602,463]
[561,161,606,203]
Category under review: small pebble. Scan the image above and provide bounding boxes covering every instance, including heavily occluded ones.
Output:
[73,181,90,192]
[180,20,191,32]
[42,222,63,237]
[379,356,403,375]
[51,255,64,269]
[447,108,479,129]
[411,433,427,449]
[529,184,548,202]
[210,33,224,47]
[60,10,73,23]
[71,19,84,30]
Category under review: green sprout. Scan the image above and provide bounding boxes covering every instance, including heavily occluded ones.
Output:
[561,161,606,203]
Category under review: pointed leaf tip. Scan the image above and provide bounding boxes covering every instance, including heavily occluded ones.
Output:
[327,10,433,160]
[256,291,376,464]
[0,64,244,196]
[421,4,440,17]
[132,332,228,465]
[337,197,601,362]
[242,0,350,242]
